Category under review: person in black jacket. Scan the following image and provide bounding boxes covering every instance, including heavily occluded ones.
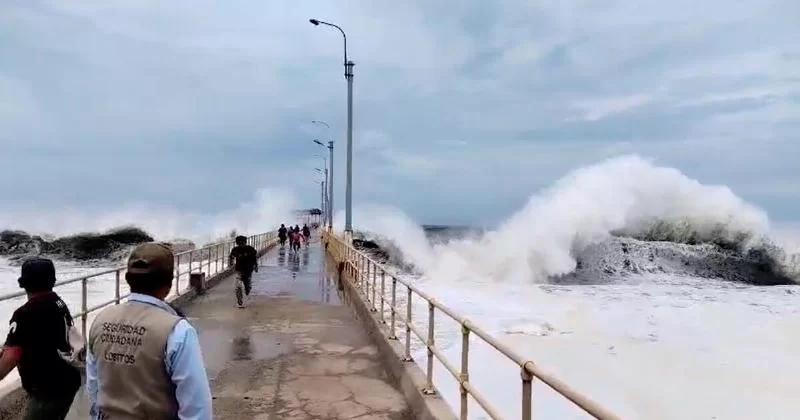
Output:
[229,235,258,307]
[0,258,81,420]
[278,224,288,247]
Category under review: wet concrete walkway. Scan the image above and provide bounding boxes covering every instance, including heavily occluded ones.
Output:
[68,237,411,420]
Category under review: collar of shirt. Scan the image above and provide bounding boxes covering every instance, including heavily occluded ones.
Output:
[128,293,178,316]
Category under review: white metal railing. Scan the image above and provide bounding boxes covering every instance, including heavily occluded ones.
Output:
[325,232,621,420]
[0,232,278,344]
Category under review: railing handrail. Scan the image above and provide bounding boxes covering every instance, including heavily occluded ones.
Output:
[0,232,278,346]
[0,234,271,303]
[325,232,621,420]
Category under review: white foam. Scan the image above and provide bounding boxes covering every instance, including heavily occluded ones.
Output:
[349,155,800,419]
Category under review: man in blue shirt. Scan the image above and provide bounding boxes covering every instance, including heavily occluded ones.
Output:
[86,243,212,419]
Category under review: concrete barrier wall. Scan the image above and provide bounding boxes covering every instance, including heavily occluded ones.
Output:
[0,242,276,419]
[327,251,458,420]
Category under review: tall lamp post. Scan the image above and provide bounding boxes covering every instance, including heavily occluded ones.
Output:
[315,167,327,226]
[313,137,334,230]
[313,153,328,225]
[314,178,325,226]
[309,18,354,236]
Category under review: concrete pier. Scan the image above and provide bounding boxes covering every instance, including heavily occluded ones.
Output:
[65,240,412,419]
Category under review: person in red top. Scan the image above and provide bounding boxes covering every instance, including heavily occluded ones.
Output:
[0,258,81,420]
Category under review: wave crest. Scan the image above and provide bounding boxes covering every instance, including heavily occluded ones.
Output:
[348,155,797,285]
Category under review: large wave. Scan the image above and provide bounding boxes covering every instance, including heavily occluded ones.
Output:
[0,187,299,245]
[339,155,798,285]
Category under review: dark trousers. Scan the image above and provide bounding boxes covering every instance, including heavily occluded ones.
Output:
[236,271,253,295]
[23,392,76,420]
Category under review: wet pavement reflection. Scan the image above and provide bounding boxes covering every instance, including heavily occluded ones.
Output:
[255,241,340,304]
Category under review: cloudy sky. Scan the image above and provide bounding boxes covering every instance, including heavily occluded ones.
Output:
[1,1,798,226]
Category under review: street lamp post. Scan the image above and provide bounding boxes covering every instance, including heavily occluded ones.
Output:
[309,19,354,235]
[315,168,328,226]
[313,136,334,230]
[313,153,328,225]
[315,178,325,226]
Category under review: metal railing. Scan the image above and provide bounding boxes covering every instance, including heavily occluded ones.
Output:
[325,232,621,420]
[0,232,277,344]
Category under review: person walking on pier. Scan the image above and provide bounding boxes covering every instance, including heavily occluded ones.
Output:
[302,224,311,245]
[229,235,258,308]
[86,243,212,420]
[278,224,288,247]
[0,258,82,420]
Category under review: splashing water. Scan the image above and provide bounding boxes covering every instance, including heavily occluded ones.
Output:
[349,155,778,284]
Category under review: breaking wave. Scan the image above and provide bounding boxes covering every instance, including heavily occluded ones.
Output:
[344,155,799,285]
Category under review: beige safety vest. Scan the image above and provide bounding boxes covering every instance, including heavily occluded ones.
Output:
[88,301,182,419]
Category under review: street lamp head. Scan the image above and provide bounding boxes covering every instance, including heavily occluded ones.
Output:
[313,139,324,146]
[309,19,320,26]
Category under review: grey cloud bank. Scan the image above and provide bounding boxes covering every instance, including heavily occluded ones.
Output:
[0,1,797,226]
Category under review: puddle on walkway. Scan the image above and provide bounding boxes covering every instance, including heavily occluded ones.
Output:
[198,326,288,380]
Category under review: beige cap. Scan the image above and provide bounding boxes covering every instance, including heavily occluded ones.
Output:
[127,243,175,275]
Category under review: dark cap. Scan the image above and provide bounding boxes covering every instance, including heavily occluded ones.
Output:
[127,243,174,276]
[18,257,57,287]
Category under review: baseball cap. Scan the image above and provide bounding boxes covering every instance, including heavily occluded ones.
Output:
[18,257,57,287]
[127,243,175,276]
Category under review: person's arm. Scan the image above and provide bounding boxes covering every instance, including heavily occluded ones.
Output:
[0,347,21,380]
[0,313,25,381]
[165,320,213,420]
[86,348,99,418]
[250,247,258,272]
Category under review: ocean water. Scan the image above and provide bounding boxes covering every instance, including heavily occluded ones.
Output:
[344,155,800,419]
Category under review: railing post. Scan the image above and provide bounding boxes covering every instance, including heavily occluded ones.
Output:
[423,301,436,394]
[207,247,211,275]
[81,277,88,342]
[380,270,386,323]
[460,323,470,420]
[175,254,181,295]
[215,244,219,274]
[388,276,397,339]
[364,259,370,299]
[403,287,413,362]
[115,270,121,304]
[371,263,377,312]
[521,362,534,420]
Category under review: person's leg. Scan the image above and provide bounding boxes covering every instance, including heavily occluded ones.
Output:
[243,273,252,296]
[23,393,76,420]
[234,271,244,307]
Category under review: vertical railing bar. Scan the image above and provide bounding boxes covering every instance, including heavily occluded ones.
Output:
[522,362,533,420]
[371,263,377,312]
[460,324,470,420]
[81,277,88,344]
[380,270,386,323]
[423,301,436,394]
[175,253,181,295]
[115,270,121,304]
[403,287,413,362]
[365,259,370,301]
[389,276,398,339]
[188,250,193,284]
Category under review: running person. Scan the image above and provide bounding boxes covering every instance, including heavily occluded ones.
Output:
[302,224,310,245]
[228,235,258,308]
[278,224,288,247]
